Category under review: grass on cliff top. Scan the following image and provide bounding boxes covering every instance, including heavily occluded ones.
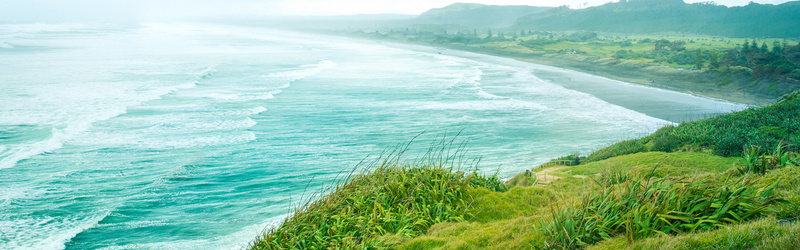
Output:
[248,135,507,249]
[250,92,800,249]
[589,217,800,249]
[587,91,800,162]
[401,152,800,249]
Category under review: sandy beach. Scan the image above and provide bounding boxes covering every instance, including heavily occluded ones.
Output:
[364,37,778,107]
[373,40,751,123]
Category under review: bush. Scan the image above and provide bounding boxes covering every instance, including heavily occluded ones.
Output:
[542,170,786,249]
[587,92,800,162]
[249,137,506,249]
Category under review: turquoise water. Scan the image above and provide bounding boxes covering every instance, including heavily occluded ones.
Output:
[0,23,747,249]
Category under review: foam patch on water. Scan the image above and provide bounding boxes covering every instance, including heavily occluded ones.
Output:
[151,117,257,132]
[265,60,337,85]
[196,67,216,80]
[135,131,257,150]
[446,65,483,88]
[416,99,548,111]
[254,60,337,100]
[0,185,44,207]
[0,68,206,170]
[513,70,673,129]
[0,210,110,250]
[475,89,509,100]
[219,106,267,117]
[203,93,240,100]
[0,23,106,34]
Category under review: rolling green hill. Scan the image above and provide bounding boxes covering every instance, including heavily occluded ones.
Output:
[413,3,552,28]
[514,0,800,38]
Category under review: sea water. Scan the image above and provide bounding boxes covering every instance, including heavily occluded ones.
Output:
[0,23,748,249]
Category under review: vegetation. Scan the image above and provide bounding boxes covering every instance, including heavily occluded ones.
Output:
[587,91,800,161]
[251,92,800,249]
[609,37,800,83]
[345,26,800,98]
[249,137,506,249]
[542,168,785,249]
[413,3,551,28]
[395,153,799,249]
[589,217,800,249]
[255,3,800,248]
[514,0,800,38]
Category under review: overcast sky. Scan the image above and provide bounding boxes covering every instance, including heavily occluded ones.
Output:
[1,0,795,23]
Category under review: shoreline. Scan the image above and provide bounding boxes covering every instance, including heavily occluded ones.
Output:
[438,43,778,107]
[361,39,753,123]
[350,35,778,107]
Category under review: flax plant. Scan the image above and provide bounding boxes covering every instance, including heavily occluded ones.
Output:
[249,135,506,249]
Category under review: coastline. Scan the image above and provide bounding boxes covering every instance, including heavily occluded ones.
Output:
[353,36,778,107]
[361,39,752,123]
[253,31,800,249]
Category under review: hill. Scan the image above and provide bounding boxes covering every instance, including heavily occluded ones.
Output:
[413,3,552,28]
[249,91,800,249]
[514,0,800,38]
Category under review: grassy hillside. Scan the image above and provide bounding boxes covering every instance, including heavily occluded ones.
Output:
[400,152,799,249]
[587,90,800,161]
[286,1,800,103]
[414,3,552,28]
[249,92,800,249]
[514,0,800,38]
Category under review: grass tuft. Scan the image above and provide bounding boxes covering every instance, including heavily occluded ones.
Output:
[586,92,800,162]
[541,165,786,249]
[248,135,506,249]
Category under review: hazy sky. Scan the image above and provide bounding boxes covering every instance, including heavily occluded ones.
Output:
[1,0,795,22]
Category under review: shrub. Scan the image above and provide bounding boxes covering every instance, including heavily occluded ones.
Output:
[249,137,506,249]
[541,169,786,249]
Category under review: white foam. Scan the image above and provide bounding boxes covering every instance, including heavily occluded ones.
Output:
[0,23,106,35]
[416,99,548,111]
[219,106,267,117]
[0,68,204,170]
[445,65,511,100]
[260,61,336,100]
[204,93,239,100]
[196,67,216,80]
[475,89,509,100]
[0,127,65,170]
[153,118,257,132]
[449,66,483,87]
[0,185,42,208]
[0,42,13,48]
[133,131,257,150]
[511,69,673,128]
[1,210,110,250]
[266,60,337,83]
[249,106,267,115]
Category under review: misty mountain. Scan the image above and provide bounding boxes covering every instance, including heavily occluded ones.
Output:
[412,3,552,28]
[514,0,800,38]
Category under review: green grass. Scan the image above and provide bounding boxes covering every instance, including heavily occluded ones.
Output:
[541,170,786,249]
[248,137,507,249]
[249,93,800,249]
[571,151,745,177]
[587,91,800,161]
[589,218,800,250]
[396,153,800,249]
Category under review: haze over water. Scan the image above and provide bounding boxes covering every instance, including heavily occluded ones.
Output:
[0,23,746,249]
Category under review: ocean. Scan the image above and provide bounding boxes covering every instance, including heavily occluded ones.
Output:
[0,23,748,249]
